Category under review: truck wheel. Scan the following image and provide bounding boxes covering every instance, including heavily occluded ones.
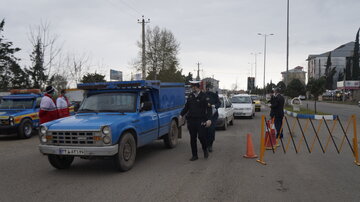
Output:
[114,132,136,171]
[18,119,33,139]
[164,120,179,148]
[48,155,74,169]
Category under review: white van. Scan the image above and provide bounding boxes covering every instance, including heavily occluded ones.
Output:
[231,94,255,118]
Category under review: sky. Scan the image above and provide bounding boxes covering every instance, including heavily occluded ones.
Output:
[1,0,360,89]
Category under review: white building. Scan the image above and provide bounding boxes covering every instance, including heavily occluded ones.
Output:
[307,42,356,87]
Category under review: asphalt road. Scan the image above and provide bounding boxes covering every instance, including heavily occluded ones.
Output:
[1,106,360,202]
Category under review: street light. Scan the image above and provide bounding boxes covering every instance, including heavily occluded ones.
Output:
[251,52,262,87]
[258,33,274,97]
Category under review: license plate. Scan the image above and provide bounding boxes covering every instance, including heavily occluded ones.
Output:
[59,148,85,155]
[235,113,245,116]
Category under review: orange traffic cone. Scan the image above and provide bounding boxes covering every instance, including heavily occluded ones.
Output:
[265,121,277,150]
[243,133,258,158]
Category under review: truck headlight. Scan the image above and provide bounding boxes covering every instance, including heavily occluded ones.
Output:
[101,126,111,136]
[9,116,14,126]
[40,135,47,143]
[40,126,48,135]
[103,136,111,144]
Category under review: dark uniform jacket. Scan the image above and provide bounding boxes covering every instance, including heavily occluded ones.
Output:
[270,94,285,118]
[205,91,221,120]
[181,91,212,121]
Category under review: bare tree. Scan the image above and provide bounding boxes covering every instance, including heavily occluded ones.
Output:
[28,21,63,79]
[65,53,91,86]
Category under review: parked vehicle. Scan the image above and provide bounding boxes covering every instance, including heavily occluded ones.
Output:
[38,80,185,171]
[0,89,43,138]
[250,95,261,112]
[231,94,255,118]
[216,94,234,130]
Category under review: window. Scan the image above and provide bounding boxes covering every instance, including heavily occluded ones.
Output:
[78,92,137,112]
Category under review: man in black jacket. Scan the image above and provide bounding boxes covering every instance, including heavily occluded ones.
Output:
[180,81,212,161]
[270,88,285,138]
[204,82,221,152]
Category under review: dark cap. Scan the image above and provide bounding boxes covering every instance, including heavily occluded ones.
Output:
[45,86,55,94]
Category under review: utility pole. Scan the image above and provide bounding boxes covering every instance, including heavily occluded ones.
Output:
[258,33,274,98]
[286,0,290,86]
[196,62,201,81]
[138,15,150,80]
[251,52,261,87]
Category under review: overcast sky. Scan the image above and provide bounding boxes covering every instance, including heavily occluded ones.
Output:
[1,0,360,89]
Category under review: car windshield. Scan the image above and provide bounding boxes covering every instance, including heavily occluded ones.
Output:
[0,99,34,109]
[251,95,259,100]
[231,96,251,103]
[78,92,137,113]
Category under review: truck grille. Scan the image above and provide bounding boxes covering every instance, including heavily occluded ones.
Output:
[50,131,96,145]
[0,120,9,125]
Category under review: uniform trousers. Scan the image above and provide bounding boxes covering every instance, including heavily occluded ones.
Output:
[187,118,208,157]
[207,117,217,147]
[274,116,284,138]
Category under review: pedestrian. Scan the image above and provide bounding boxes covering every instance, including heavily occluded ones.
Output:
[56,89,71,118]
[270,88,285,139]
[180,81,212,161]
[39,86,59,124]
[204,82,221,152]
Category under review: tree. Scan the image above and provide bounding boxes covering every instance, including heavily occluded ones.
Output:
[136,26,180,80]
[285,79,306,98]
[307,77,326,113]
[156,62,184,82]
[25,37,47,89]
[184,72,193,84]
[0,19,24,90]
[324,52,336,89]
[345,58,352,80]
[48,74,68,91]
[80,73,106,83]
[67,53,91,86]
[352,28,360,80]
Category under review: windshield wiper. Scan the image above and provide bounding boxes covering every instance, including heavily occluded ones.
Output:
[99,109,126,114]
[77,108,98,113]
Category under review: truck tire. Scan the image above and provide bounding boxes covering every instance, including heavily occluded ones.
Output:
[114,132,136,171]
[164,120,179,148]
[48,155,74,169]
[17,119,33,139]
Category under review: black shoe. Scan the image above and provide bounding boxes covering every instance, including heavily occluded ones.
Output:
[204,150,209,159]
[189,156,198,161]
[208,146,213,153]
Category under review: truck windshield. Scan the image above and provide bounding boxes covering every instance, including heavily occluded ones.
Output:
[0,99,34,109]
[78,92,137,113]
[231,96,251,104]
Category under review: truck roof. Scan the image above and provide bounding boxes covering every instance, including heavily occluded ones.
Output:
[2,94,42,99]
[77,80,184,90]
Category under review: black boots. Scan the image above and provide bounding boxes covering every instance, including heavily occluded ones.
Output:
[189,156,198,161]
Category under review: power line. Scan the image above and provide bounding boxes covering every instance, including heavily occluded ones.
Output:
[118,0,142,15]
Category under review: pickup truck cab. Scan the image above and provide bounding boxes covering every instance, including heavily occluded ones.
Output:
[0,89,43,138]
[38,80,185,171]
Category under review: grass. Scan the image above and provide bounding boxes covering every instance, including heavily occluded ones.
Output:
[284,105,329,115]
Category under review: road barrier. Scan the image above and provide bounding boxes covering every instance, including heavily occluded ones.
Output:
[256,114,360,166]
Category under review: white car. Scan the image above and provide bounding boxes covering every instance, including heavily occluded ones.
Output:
[231,94,255,118]
[216,94,235,130]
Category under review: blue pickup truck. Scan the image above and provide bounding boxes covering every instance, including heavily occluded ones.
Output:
[39,80,185,171]
[0,89,43,138]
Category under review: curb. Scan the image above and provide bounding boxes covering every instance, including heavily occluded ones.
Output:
[284,110,337,120]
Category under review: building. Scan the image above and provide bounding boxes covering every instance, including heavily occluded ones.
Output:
[281,66,306,85]
[307,42,357,87]
[201,77,220,93]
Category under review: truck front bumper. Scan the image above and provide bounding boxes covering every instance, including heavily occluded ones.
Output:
[38,144,119,156]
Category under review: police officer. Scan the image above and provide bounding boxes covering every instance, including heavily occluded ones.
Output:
[204,82,221,152]
[270,88,285,139]
[180,81,212,161]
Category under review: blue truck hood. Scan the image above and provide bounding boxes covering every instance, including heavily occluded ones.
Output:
[0,109,33,117]
[45,113,135,130]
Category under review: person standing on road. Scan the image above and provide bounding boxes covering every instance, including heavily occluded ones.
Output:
[39,86,59,124]
[180,81,212,161]
[56,89,71,118]
[204,82,221,152]
[270,88,285,138]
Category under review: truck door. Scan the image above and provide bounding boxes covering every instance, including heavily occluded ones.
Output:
[138,92,158,146]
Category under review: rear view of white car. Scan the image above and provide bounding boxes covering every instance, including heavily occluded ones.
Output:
[216,94,235,130]
[231,94,255,118]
